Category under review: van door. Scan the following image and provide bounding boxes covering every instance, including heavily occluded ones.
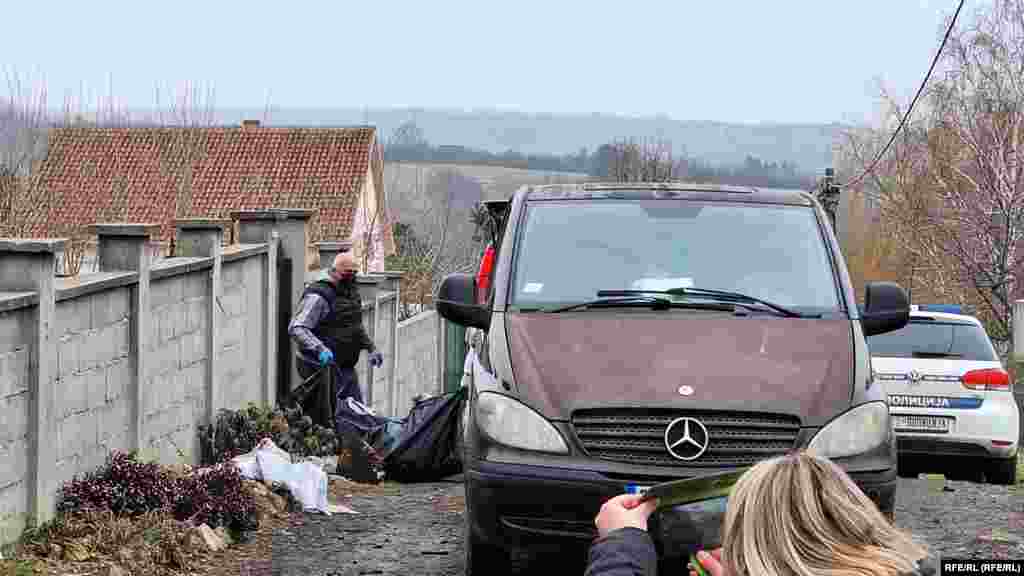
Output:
[460,199,512,451]
[463,199,512,380]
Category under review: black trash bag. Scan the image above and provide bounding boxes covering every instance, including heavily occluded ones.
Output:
[383,387,467,483]
[335,396,388,438]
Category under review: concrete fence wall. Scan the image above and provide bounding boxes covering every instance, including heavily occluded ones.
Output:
[0,299,34,548]
[392,311,444,414]
[0,213,444,544]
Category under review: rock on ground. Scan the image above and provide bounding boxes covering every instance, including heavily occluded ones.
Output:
[267,476,1021,575]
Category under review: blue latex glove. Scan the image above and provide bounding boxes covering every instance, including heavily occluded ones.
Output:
[318,349,334,366]
[369,351,383,368]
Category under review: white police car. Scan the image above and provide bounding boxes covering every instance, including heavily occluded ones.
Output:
[867,304,1019,484]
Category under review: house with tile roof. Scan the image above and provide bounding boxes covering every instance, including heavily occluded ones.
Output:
[20,121,395,272]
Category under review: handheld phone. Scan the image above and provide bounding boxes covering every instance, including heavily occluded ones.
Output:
[637,467,748,508]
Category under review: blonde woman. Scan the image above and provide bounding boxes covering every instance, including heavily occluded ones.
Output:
[588,451,934,576]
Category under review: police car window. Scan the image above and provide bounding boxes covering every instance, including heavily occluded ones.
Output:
[866,321,998,361]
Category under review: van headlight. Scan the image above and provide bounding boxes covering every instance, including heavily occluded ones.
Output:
[475,391,569,454]
[807,401,890,459]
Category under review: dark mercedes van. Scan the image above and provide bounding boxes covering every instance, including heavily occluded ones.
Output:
[435,183,911,574]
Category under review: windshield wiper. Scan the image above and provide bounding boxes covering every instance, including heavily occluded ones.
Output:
[596,287,816,318]
[545,296,735,314]
[911,351,962,359]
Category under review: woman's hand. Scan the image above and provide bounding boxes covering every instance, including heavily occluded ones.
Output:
[689,548,728,576]
[594,493,659,538]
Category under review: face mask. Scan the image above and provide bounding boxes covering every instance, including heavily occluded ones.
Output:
[337,271,356,283]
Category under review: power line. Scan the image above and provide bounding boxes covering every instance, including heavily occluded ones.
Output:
[845,0,966,189]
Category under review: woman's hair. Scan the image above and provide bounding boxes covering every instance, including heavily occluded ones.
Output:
[721,451,928,576]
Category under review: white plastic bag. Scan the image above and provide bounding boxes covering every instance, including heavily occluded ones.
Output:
[230,451,261,480]
[254,441,330,514]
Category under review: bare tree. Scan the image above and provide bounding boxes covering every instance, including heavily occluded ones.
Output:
[921,0,1024,347]
[386,165,483,318]
[603,137,679,182]
[154,81,217,226]
[0,69,49,238]
[839,1,1024,351]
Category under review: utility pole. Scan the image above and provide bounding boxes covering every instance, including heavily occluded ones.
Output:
[816,167,842,232]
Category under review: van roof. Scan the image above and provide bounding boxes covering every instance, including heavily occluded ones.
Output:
[520,182,815,206]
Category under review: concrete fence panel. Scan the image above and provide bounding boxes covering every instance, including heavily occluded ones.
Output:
[0,296,36,544]
[392,310,443,417]
[53,279,134,497]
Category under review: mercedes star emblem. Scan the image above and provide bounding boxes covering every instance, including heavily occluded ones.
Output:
[663,417,710,461]
[907,370,923,384]
[678,385,694,396]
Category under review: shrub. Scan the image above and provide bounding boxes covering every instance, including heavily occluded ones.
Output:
[56,451,258,535]
[174,464,258,534]
[57,452,177,517]
[198,402,340,465]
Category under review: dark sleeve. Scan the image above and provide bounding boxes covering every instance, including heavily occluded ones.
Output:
[288,293,330,355]
[356,311,376,352]
[584,528,658,576]
[915,555,939,576]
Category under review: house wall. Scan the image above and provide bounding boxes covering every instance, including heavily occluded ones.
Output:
[350,164,387,273]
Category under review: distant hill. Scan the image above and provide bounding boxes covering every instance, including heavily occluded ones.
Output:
[181,107,846,172]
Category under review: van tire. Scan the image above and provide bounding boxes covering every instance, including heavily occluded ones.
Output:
[986,457,1017,486]
[896,458,918,479]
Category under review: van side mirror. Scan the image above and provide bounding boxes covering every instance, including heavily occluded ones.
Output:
[861,281,910,336]
[436,273,491,330]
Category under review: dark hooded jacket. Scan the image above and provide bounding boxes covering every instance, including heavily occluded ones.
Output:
[585,529,938,576]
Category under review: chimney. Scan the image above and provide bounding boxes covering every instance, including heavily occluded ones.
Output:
[242,119,260,129]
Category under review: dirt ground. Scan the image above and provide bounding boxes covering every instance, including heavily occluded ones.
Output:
[8,473,1016,576]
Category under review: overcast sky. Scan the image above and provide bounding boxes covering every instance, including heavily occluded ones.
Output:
[3,0,962,126]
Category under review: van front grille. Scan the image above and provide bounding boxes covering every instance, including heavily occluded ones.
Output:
[571,409,801,468]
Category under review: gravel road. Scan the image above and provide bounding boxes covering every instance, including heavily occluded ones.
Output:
[267,475,1022,576]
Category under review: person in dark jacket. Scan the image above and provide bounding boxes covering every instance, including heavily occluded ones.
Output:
[587,451,936,576]
[289,253,383,436]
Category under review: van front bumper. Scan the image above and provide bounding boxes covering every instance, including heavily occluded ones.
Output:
[465,459,897,560]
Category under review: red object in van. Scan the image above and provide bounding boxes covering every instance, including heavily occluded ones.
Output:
[476,244,495,304]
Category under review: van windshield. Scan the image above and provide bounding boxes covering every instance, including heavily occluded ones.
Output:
[510,200,841,313]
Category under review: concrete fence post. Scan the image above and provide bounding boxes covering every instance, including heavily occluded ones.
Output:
[174,219,224,423]
[378,271,404,417]
[1014,300,1024,443]
[355,275,382,407]
[91,224,159,453]
[264,232,280,408]
[314,240,352,269]
[232,209,313,394]
[0,238,65,527]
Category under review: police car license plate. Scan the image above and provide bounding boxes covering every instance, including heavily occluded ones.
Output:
[893,414,951,432]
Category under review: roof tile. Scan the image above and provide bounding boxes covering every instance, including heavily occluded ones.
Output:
[26,126,384,244]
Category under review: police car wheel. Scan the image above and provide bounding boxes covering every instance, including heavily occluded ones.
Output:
[985,456,1017,486]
